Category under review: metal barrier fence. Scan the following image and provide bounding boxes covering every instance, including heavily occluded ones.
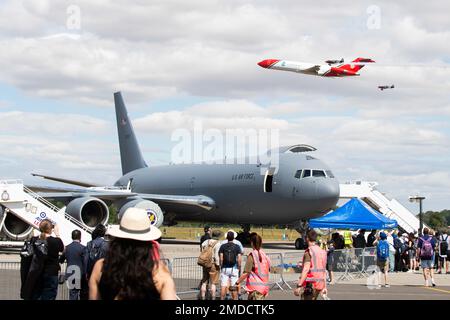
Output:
[0,260,69,300]
[280,251,304,289]
[0,247,380,299]
[171,257,203,296]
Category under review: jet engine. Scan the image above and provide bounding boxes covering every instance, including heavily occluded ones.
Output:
[66,197,109,229]
[118,199,164,228]
[0,207,33,241]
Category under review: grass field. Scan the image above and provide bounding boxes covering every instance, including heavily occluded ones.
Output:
[161,226,299,241]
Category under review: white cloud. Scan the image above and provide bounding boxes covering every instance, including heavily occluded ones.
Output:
[0,0,449,210]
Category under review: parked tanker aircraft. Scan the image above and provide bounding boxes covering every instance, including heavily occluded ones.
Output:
[258,57,375,77]
[4,92,339,248]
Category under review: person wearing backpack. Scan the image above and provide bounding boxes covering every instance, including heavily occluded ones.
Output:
[374,232,390,288]
[438,230,449,274]
[219,231,243,300]
[21,219,64,300]
[417,228,437,287]
[84,224,109,280]
[198,230,223,300]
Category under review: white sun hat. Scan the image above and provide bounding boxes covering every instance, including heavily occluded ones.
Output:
[107,207,162,241]
[225,229,238,239]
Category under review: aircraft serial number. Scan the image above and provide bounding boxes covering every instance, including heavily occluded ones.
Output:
[231,173,255,181]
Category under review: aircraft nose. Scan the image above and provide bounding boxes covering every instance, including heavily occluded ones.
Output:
[257,59,279,68]
[316,180,340,211]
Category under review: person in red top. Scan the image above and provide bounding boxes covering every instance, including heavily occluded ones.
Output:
[235,233,271,300]
[294,229,328,300]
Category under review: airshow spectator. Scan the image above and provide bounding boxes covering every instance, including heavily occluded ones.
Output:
[406,233,418,272]
[84,224,108,280]
[438,229,449,274]
[59,230,87,300]
[417,228,437,287]
[199,225,212,251]
[294,230,328,300]
[199,230,223,300]
[374,232,390,288]
[219,231,242,300]
[89,208,176,300]
[387,231,396,272]
[21,220,64,300]
[353,229,367,249]
[235,233,271,300]
[326,239,335,284]
[367,230,377,247]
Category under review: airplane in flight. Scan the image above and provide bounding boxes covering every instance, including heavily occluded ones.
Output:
[258,57,375,77]
[378,85,395,91]
[3,92,340,249]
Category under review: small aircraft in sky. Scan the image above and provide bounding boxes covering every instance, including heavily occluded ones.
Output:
[378,85,395,91]
[325,58,344,65]
[258,57,375,77]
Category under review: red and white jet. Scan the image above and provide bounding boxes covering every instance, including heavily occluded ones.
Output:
[257,57,375,77]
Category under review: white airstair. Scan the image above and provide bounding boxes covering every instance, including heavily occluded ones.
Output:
[339,181,425,234]
[0,180,91,245]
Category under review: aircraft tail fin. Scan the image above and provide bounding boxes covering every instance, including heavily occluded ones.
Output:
[114,92,148,175]
[338,57,375,73]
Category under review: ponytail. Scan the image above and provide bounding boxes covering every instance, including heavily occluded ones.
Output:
[39,219,53,240]
[250,233,263,262]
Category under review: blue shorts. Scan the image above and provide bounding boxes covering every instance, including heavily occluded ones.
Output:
[421,260,434,269]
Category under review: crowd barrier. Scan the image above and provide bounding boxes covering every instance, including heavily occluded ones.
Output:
[0,247,381,299]
[0,260,69,300]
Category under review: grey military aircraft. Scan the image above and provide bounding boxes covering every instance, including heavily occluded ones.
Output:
[29,92,339,248]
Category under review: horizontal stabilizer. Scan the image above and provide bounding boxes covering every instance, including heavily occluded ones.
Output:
[31,173,100,187]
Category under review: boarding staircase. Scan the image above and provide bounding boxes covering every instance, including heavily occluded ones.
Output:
[0,180,91,245]
[339,181,425,234]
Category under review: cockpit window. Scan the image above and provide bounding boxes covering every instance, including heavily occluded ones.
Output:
[303,169,311,178]
[325,170,335,178]
[312,170,326,177]
[294,170,302,179]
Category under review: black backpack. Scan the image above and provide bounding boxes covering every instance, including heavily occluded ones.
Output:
[440,236,449,255]
[20,238,48,300]
[222,243,238,267]
[86,239,106,276]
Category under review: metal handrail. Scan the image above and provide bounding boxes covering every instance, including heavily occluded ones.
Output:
[23,186,91,233]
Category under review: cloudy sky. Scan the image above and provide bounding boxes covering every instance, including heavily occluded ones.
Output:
[0,0,449,212]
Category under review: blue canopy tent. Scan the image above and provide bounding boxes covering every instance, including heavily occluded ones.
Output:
[309,198,398,230]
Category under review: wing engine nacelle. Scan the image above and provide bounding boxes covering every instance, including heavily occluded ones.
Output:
[0,207,33,241]
[66,197,109,229]
[118,199,164,228]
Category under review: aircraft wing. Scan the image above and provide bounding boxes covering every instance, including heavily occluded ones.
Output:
[28,185,216,211]
[31,173,100,187]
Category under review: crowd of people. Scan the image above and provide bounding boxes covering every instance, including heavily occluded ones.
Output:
[20,207,176,300]
[19,212,448,300]
[322,227,450,288]
[198,226,328,300]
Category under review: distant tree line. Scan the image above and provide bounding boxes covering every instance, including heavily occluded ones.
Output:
[422,209,450,231]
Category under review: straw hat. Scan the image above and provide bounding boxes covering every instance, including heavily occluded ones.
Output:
[107,207,162,241]
[225,229,238,239]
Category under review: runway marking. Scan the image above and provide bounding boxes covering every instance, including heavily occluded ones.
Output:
[423,287,450,294]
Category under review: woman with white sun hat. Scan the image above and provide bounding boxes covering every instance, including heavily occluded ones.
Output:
[89,207,176,300]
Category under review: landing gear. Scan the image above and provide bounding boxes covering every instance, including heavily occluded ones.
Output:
[293,220,309,250]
